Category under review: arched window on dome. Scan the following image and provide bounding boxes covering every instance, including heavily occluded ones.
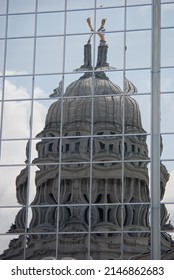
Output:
[42,145,45,156]
[84,194,89,203]
[107,208,111,221]
[98,207,104,221]
[118,141,128,154]
[48,143,53,152]
[36,142,43,158]
[107,194,112,203]
[109,144,113,151]
[119,141,121,154]
[132,144,135,153]
[87,138,95,152]
[65,143,70,152]
[124,142,127,153]
[87,138,90,151]
[49,133,54,138]
[57,139,60,153]
[99,141,105,150]
[95,194,102,203]
[75,142,80,152]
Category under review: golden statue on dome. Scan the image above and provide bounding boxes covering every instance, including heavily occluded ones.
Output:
[87,17,106,43]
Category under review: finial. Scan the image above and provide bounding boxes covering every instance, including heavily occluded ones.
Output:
[49,80,63,98]
[74,18,116,73]
[87,17,94,32]
[124,77,138,95]
[97,18,107,43]
[87,17,94,44]
[87,17,107,44]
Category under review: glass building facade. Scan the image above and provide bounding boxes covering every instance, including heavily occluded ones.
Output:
[0,0,174,259]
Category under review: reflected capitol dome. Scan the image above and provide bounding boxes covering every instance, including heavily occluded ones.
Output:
[1,19,174,260]
[45,77,143,134]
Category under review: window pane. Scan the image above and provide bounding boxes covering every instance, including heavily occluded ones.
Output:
[126,31,151,69]
[0,0,7,14]
[66,10,94,35]
[161,134,174,160]
[161,3,174,27]
[0,235,25,259]
[67,0,94,10]
[9,0,35,13]
[6,39,34,75]
[90,233,121,260]
[58,233,88,260]
[0,207,25,234]
[28,207,56,232]
[96,0,124,7]
[65,35,92,72]
[123,233,151,260]
[61,136,90,163]
[161,204,174,230]
[161,93,174,133]
[96,8,124,32]
[35,37,63,74]
[161,29,174,67]
[105,33,124,70]
[59,206,89,232]
[8,15,35,38]
[2,100,31,139]
[4,76,32,100]
[127,0,151,4]
[37,13,64,36]
[32,100,53,137]
[161,68,174,93]
[125,70,150,94]
[127,6,151,30]
[0,165,28,206]
[38,0,64,12]
[27,234,56,259]
[133,95,151,134]
[1,140,28,164]
[161,161,174,203]
[34,74,62,99]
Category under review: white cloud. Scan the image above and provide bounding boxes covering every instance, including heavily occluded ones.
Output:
[34,87,47,99]
[5,70,29,76]
[0,77,47,255]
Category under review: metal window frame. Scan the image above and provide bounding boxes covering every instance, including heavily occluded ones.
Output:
[0,0,173,260]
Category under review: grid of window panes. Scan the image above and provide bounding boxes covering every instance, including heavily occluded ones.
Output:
[0,0,174,260]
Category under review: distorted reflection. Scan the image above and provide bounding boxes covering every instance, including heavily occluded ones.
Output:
[1,17,174,260]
